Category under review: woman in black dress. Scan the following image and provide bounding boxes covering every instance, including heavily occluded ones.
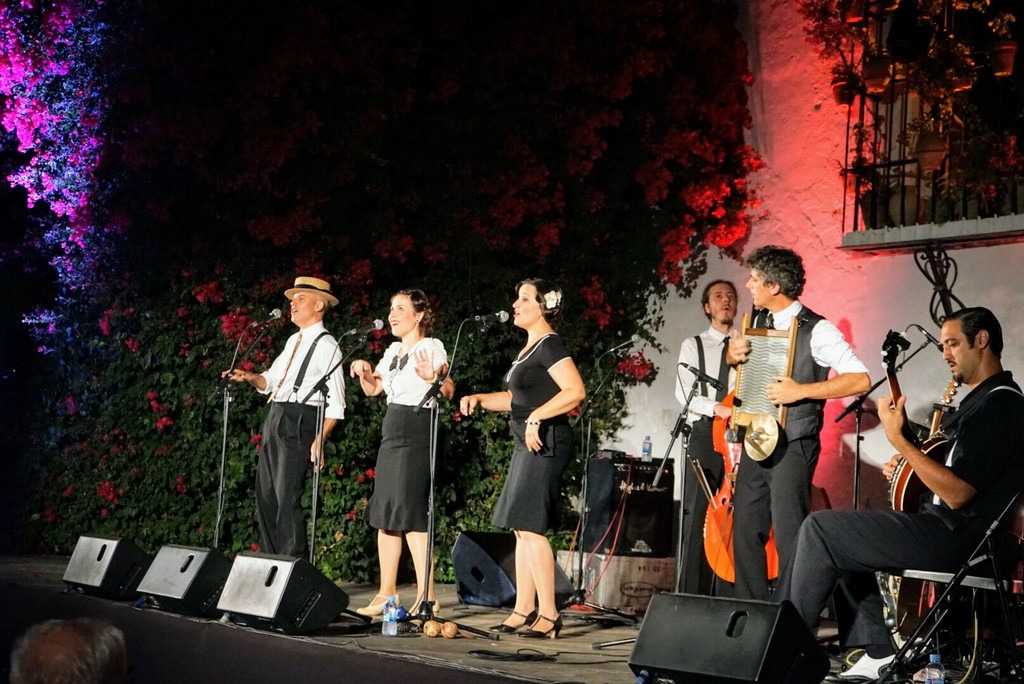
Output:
[350,289,454,616]
[460,278,585,639]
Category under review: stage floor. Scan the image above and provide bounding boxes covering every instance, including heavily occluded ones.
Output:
[0,554,843,683]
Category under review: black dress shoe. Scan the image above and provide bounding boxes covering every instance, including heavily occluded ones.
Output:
[489,609,537,634]
[518,614,562,639]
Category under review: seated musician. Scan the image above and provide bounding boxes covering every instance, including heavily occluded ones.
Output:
[773,307,1024,682]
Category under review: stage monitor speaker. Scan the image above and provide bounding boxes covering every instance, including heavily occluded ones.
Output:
[583,452,673,557]
[63,534,152,601]
[628,594,829,684]
[137,544,232,618]
[216,552,348,634]
[452,531,573,608]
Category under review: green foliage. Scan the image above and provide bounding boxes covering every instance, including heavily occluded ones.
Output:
[17,0,760,583]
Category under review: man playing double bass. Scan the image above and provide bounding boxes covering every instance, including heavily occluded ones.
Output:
[775,307,1024,681]
[675,279,738,595]
[728,246,871,601]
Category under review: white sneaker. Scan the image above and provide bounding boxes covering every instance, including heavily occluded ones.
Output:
[838,653,895,681]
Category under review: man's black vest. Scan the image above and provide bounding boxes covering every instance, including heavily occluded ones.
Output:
[783,306,829,441]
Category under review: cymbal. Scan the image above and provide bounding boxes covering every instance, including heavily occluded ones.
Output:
[745,413,779,461]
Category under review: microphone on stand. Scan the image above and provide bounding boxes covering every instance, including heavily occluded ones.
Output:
[344,319,384,336]
[910,323,943,352]
[598,334,641,359]
[678,361,725,392]
[250,309,283,327]
[473,311,510,327]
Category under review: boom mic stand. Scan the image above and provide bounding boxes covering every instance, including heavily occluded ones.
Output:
[592,370,700,651]
[565,350,638,626]
[213,324,276,548]
[834,334,931,510]
[302,330,375,565]
[404,318,490,638]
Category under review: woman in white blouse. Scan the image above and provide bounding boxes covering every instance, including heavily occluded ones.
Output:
[349,289,454,616]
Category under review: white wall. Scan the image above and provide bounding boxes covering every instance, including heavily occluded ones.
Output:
[606,0,1024,512]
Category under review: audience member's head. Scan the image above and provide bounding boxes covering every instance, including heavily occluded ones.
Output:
[9,618,127,684]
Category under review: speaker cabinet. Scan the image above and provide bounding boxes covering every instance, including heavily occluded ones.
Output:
[628,594,829,683]
[137,545,232,617]
[452,531,573,608]
[216,552,348,634]
[63,534,152,600]
[584,452,674,557]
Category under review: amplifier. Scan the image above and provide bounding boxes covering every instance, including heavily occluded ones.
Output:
[582,452,674,557]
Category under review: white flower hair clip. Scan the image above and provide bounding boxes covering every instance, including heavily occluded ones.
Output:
[544,290,561,310]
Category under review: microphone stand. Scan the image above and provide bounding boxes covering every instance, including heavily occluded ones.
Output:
[406,319,489,638]
[565,351,638,626]
[213,325,274,548]
[592,371,699,651]
[833,337,932,510]
[301,333,371,565]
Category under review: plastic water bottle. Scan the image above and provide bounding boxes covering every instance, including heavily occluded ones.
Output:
[382,595,399,636]
[641,435,653,462]
[924,653,945,684]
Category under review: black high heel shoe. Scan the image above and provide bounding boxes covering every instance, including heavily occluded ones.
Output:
[489,609,537,634]
[518,613,562,639]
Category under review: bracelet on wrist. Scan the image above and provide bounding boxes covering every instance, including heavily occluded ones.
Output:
[525,418,541,426]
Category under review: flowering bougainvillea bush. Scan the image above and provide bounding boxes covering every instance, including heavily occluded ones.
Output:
[6,0,762,582]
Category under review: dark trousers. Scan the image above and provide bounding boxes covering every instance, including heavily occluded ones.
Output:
[732,435,820,600]
[256,402,318,557]
[773,508,987,654]
[679,420,727,595]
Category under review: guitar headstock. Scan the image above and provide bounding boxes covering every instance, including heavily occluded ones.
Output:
[940,378,960,405]
[882,329,911,372]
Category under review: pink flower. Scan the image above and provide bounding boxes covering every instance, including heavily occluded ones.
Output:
[64,395,78,415]
[62,485,74,498]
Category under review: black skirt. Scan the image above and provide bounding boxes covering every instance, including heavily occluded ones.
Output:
[363,404,432,532]
[492,418,573,534]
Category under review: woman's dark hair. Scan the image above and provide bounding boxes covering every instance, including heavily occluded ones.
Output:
[947,307,1003,357]
[394,288,435,336]
[517,278,562,321]
[743,245,806,299]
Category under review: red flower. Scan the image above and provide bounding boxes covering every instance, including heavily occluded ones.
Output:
[62,485,74,498]
[98,310,112,336]
[43,506,56,524]
[97,481,119,503]
[175,474,188,494]
[366,468,375,479]
[250,542,261,552]
[100,508,108,517]
[616,352,658,385]
[155,416,174,430]
[64,395,78,415]
[124,337,141,353]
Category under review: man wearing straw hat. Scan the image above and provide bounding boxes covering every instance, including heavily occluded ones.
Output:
[226,276,346,557]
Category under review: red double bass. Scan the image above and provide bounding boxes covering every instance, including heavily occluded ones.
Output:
[685,392,779,583]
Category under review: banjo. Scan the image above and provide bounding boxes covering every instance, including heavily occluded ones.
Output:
[881,330,958,512]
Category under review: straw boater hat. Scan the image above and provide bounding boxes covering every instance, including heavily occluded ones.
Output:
[284,276,339,308]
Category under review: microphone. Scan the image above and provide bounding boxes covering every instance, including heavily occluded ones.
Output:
[678,361,725,392]
[911,323,943,352]
[345,319,384,336]
[250,309,283,327]
[473,311,509,326]
[599,334,641,358]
